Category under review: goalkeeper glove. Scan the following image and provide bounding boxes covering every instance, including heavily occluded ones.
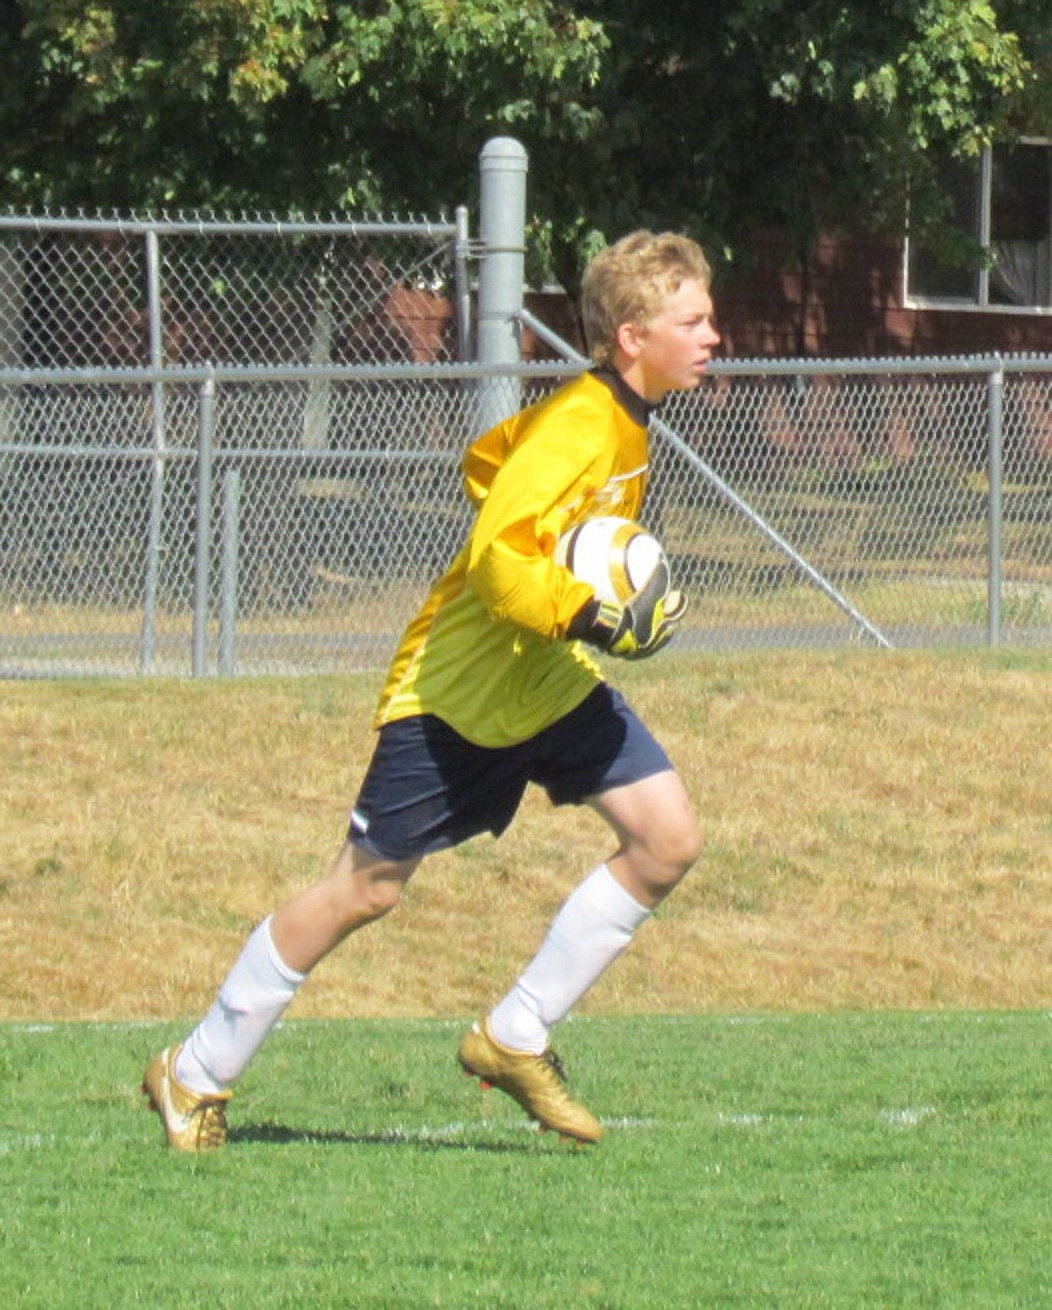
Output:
[568,562,689,660]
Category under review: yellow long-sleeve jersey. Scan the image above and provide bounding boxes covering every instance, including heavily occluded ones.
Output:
[374,369,653,747]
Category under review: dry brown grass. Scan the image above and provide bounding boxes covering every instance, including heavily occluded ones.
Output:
[2,649,1050,1022]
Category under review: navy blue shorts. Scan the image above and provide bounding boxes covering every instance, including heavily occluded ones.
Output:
[349,683,672,862]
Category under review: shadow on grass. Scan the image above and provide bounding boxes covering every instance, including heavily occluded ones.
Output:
[229,1121,549,1154]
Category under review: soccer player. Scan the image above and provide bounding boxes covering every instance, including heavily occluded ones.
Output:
[143,230,721,1149]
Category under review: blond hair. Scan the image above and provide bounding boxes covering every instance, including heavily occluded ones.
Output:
[581,230,712,367]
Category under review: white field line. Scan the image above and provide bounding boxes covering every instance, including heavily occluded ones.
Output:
[715,1106,939,1129]
[0,1117,658,1155]
[880,1106,937,1127]
[1,1108,946,1156]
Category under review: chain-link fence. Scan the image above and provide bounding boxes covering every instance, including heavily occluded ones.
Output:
[657,356,1052,650]
[0,211,468,370]
[1,214,1050,676]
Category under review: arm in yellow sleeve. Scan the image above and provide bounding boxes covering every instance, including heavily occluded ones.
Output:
[464,425,608,639]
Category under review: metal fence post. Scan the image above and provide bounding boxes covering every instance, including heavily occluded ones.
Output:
[218,467,240,676]
[987,358,1004,646]
[192,370,216,676]
[454,204,472,362]
[140,226,167,672]
[475,137,527,430]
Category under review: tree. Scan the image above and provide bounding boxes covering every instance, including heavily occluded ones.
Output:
[3,0,1050,301]
[2,1,608,212]
[536,1,1040,294]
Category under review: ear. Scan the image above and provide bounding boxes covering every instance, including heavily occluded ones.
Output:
[615,319,646,361]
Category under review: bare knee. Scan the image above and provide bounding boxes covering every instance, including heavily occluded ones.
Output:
[347,868,405,922]
[605,811,701,908]
[670,806,704,871]
[643,810,702,886]
[270,845,417,972]
[326,853,412,929]
[593,772,702,905]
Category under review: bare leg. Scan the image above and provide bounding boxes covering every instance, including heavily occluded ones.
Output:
[590,768,701,908]
[270,840,420,972]
[487,769,700,1052]
[176,842,420,1093]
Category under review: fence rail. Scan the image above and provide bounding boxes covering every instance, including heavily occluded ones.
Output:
[1,200,1050,677]
[2,353,1050,677]
[658,353,1052,652]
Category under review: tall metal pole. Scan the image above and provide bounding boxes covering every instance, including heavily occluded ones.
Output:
[475,137,527,433]
[140,227,167,672]
[218,467,241,676]
[192,370,216,676]
[453,204,472,363]
[987,359,1004,646]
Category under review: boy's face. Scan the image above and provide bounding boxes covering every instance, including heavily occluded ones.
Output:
[618,277,720,403]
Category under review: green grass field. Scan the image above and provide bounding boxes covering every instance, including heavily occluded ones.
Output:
[2,1013,1049,1308]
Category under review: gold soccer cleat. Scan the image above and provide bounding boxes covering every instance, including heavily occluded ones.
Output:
[457,1020,603,1145]
[142,1045,231,1152]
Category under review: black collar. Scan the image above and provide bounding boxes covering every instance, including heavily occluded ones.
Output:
[592,367,655,427]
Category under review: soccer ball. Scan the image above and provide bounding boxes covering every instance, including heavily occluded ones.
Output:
[555,516,668,605]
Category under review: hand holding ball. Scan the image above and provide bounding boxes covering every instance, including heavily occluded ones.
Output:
[557,516,688,659]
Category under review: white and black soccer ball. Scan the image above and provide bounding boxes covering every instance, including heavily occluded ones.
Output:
[555,515,668,605]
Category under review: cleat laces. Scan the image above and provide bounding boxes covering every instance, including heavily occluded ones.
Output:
[193,1099,229,1149]
[457,1021,603,1143]
[541,1048,569,1084]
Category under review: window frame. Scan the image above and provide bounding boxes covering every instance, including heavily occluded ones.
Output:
[904,137,1052,315]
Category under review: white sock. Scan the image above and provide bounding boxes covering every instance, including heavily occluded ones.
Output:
[175,915,306,1094]
[487,863,651,1055]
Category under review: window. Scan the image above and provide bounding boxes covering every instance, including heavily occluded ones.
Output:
[906,140,1052,311]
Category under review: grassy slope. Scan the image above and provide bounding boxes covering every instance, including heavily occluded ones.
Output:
[1,648,1050,1021]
